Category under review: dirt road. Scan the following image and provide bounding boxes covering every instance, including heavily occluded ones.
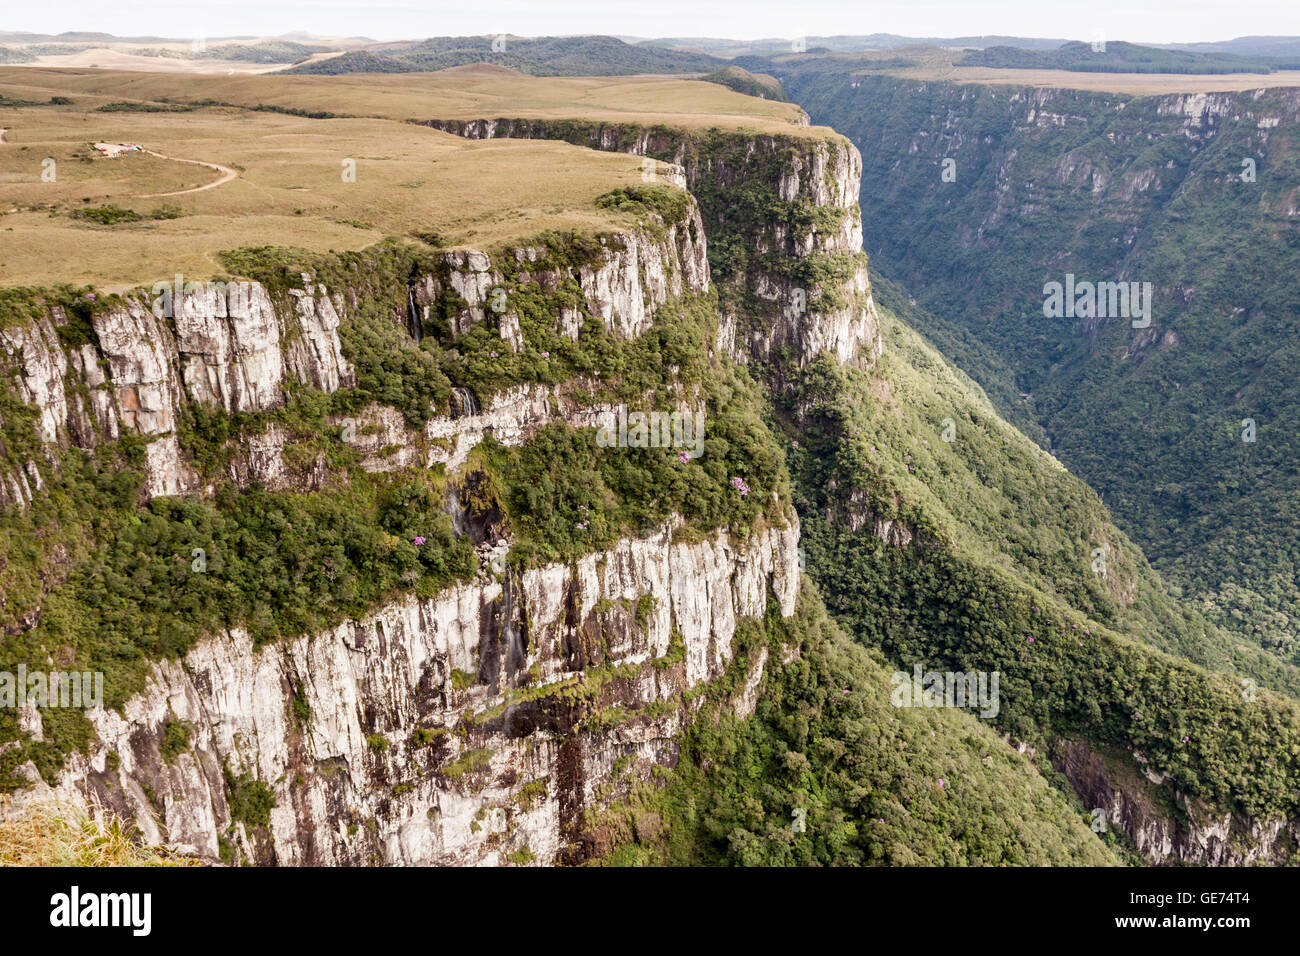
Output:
[139,149,238,197]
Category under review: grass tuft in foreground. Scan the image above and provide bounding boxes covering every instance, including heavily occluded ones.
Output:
[0,802,201,867]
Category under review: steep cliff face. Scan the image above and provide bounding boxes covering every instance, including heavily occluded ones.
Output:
[0,162,822,866]
[17,518,799,866]
[0,209,708,507]
[424,118,881,370]
[419,206,708,344]
[1051,737,1300,865]
[0,281,355,502]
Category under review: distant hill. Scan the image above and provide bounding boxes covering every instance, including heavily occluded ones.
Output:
[286,35,725,76]
[701,65,787,101]
[1164,36,1300,57]
[284,50,417,73]
[643,34,1071,56]
[8,32,1300,77]
[657,34,1300,61]
[279,30,376,44]
[135,41,328,64]
[960,40,1300,73]
[0,31,252,43]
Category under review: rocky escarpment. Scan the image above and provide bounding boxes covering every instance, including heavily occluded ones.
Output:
[415,208,708,344]
[0,281,353,502]
[0,204,709,507]
[15,517,800,866]
[1051,737,1300,865]
[2,167,820,866]
[423,118,881,370]
[233,385,617,491]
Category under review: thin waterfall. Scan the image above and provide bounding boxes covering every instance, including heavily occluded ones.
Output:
[406,286,422,342]
[500,571,526,679]
[443,483,468,537]
[449,387,480,418]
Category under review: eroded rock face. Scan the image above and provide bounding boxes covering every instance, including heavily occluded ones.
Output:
[5,143,747,515]
[0,279,356,500]
[0,314,75,451]
[424,118,882,369]
[422,384,616,473]
[286,282,353,395]
[749,255,877,368]
[0,193,715,506]
[226,384,624,489]
[225,375,707,502]
[20,518,800,866]
[736,138,880,367]
[411,203,710,344]
[172,283,284,415]
[91,299,193,495]
[685,136,883,369]
[1,138,806,868]
[1051,737,1299,865]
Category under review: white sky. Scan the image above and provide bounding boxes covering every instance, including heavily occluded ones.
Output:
[4,0,1297,46]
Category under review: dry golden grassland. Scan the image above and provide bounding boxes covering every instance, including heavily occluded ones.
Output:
[15,47,305,75]
[0,95,657,290]
[0,66,821,291]
[0,64,813,129]
[5,35,364,75]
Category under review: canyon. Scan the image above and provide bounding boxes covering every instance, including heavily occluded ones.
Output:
[3,61,1299,868]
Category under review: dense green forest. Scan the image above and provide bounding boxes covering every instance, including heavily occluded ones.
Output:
[139,41,327,63]
[593,591,1122,866]
[765,69,1300,674]
[787,309,1300,821]
[593,299,1300,864]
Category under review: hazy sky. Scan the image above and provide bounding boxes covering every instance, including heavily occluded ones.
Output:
[6,0,1298,45]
